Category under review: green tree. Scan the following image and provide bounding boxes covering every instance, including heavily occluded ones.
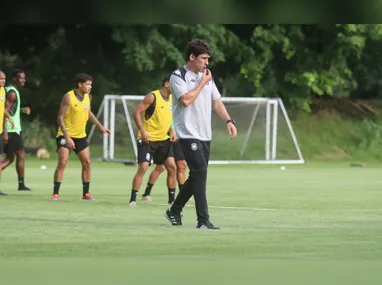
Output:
[241,24,382,111]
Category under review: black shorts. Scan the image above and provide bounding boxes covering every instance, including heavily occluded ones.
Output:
[0,133,3,155]
[173,140,185,161]
[3,131,24,155]
[56,136,89,154]
[137,139,173,165]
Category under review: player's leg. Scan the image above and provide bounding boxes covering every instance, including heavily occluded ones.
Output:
[171,139,204,213]
[141,164,165,201]
[175,160,186,186]
[15,149,30,190]
[0,134,7,196]
[169,139,218,229]
[130,162,150,206]
[14,132,31,191]
[175,159,194,203]
[130,141,151,206]
[173,140,193,203]
[165,140,192,226]
[51,138,70,200]
[75,138,93,200]
[173,141,186,188]
[1,133,16,171]
[192,140,218,229]
[163,157,177,204]
[154,140,177,204]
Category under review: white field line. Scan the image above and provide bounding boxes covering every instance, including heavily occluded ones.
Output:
[149,203,275,211]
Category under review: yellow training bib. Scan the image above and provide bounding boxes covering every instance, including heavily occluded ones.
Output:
[0,87,5,134]
[57,90,90,138]
[137,90,172,141]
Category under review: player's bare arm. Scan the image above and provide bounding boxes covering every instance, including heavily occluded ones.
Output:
[2,113,8,144]
[179,69,212,107]
[89,112,111,135]
[57,93,75,149]
[88,94,111,135]
[5,91,16,129]
[213,98,237,138]
[4,108,14,129]
[133,93,155,143]
[4,91,17,140]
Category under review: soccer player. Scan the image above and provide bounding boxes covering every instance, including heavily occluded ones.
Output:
[165,39,237,230]
[141,127,193,203]
[129,74,177,207]
[0,71,15,196]
[1,69,32,191]
[51,73,111,200]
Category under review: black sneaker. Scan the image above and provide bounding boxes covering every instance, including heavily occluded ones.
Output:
[0,191,7,196]
[18,186,31,191]
[196,221,220,230]
[165,209,182,226]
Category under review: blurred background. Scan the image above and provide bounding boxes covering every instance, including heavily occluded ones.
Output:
[2,24,382,163]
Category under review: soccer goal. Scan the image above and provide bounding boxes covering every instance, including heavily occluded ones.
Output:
[88,95,305,165]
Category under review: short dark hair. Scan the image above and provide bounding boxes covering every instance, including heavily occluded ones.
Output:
[12,69,24,78]
[162,73,172,86]
[76,73,93,87]
[185,38,211,62]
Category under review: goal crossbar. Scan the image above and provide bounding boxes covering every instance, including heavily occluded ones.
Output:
[88,95,305,165]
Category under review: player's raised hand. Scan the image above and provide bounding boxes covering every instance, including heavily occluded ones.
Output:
[201,69,212,85]
[227,122,237,139]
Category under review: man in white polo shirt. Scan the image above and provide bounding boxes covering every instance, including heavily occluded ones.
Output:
[165,38,237,230]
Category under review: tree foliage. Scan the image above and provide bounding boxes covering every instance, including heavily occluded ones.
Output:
[1,24,382,124]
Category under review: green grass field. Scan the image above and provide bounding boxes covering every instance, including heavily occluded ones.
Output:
[1,158,382,285]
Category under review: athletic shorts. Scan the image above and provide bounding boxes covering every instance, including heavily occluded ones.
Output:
[173,140,185,161]
[0,133,3,155]
[137,138,173,165]
[56,136,89,155]
[3,131,24,155]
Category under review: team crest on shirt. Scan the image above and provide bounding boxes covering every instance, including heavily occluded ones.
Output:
[169,105,172,112]
[191,143,198,151]
[0,96,4,102]
[60,138,66,145]
[146,153,151,161]
[84,104,89,110]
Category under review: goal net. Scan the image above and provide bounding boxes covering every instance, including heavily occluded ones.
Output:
[88,95,305,165]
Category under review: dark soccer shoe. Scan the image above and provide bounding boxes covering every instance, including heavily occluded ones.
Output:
[165,209,182,226]
[0,191,8,196]
[196,221,220,230]
[18,186,31,191]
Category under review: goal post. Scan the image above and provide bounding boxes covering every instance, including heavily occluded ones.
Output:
[88,95,305,165]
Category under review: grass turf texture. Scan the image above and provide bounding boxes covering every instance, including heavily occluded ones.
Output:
[0,158,381,284]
